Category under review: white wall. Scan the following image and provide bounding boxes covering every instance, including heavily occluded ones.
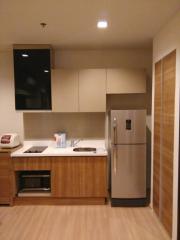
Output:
[153,9,180,240]
[55,49,152,77]
[0,48,152,140]
[0,51,24,139]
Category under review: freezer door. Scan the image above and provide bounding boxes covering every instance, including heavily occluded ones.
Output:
[111,110,146,144]
[111,144,146,198]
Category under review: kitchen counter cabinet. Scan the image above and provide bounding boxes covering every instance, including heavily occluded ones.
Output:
[79,69,106,112]
[0,153,13,205]
[51,156,107,198]
[107,68,146,94]
[52,69,79,112]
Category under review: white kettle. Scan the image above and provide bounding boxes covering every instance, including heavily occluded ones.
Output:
[54,132,66,148]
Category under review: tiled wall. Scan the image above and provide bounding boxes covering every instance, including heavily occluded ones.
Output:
[24,112,105,139]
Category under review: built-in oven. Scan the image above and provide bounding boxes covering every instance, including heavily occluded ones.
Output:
[17,170,51,197]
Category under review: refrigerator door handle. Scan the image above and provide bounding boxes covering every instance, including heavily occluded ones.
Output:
[113,146,117,175]
[113,117,117,145]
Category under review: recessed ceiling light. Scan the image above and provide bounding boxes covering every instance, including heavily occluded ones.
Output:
[44,70,49,73]
[22,53,29,58]
[97,20,108,29]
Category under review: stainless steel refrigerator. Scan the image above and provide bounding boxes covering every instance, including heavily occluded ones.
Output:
[110,109,147,206]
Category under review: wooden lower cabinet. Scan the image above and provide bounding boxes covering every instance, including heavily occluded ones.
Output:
[0,153,13,205]
[51,156,107,198]
[12,156,107,205]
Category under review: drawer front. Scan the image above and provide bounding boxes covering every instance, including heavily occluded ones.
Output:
[13,157,51,170]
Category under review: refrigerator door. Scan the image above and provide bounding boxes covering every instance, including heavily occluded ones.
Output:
[111,110,146,144]
[111,144,146,198]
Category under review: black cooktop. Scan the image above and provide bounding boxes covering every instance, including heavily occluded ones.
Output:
[24,146,48,153]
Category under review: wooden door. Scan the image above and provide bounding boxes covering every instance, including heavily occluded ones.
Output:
[51,156,107,198]
[153,60,162,216]
[161,50,176,235]
[153,50,176,237]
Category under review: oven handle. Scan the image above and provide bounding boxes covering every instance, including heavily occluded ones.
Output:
[21,174,50,178]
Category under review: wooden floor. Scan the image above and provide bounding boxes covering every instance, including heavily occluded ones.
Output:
[0,205,170,240]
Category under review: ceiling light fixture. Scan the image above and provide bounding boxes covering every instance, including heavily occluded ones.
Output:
[40,22,47,28]
[22,54,29,58]
[44,70,49,73]
[97,20,108,29]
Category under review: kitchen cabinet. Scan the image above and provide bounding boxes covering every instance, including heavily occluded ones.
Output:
[52,69,79,112]
[153,50,176,237]
[51,156,107,198]
[0,153,13,205]
[78,69,106,112]
[13,46,52,110]
[106,68,146,94]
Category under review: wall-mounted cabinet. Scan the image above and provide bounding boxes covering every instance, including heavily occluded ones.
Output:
[13,46,52,110]
[106,68,146,94]
[51,68,106,112]
[79,69,106,112]
[52,69,79,112]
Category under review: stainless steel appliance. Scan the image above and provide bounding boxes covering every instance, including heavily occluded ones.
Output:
[18,170,51,197]
[110,109,147,206]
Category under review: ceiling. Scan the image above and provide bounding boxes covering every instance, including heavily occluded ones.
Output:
[0,0,180,50]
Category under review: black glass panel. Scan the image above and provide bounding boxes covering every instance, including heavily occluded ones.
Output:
[13,49,52,110]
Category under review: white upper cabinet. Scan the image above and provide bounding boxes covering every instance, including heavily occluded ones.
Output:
[79,69,106,112]
[106,68,146,94]
[52,69,79,112]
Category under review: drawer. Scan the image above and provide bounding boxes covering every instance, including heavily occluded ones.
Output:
[13,157,51,170]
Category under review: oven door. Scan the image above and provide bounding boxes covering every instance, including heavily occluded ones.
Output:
[18,170,51,194]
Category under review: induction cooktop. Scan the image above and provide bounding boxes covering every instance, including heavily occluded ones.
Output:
[24,146,48,153]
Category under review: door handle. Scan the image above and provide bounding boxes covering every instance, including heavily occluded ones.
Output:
[113,117,117,145]
[113,146,117,175]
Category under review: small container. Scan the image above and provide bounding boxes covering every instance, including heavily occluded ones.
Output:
[54,132,66,148]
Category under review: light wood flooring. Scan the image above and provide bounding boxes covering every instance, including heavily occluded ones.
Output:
[0,205,170,240]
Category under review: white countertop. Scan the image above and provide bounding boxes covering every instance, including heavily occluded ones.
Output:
[11,139,107,157]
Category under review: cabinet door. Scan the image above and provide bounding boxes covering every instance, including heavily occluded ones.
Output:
[79,69,106,112]
[52,69,79,112]
[107,68,146,94]
[51,156,107,197]
[0,154,13,204]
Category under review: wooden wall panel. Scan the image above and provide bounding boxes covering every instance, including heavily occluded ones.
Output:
[161,50,176,236]
[153,60,162,216]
